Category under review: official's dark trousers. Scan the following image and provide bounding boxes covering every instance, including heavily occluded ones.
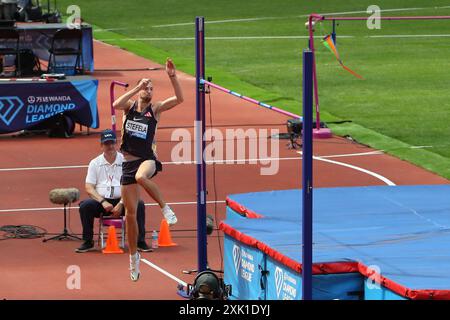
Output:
[79,198,146,243]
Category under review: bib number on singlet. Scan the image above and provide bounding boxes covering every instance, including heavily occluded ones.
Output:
[126,120,148,139]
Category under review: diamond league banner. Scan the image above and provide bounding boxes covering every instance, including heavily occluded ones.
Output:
[223,236,265,300]
[0,77,99,134]
[265,257,364,300]
[265,258,302,300]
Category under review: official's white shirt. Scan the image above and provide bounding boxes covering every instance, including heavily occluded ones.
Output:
[85,152,124,199]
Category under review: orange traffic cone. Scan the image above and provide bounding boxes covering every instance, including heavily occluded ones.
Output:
[158,219,177,247]
[102,226,124,254]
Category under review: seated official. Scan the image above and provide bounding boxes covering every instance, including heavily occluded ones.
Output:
[76,129,151,253]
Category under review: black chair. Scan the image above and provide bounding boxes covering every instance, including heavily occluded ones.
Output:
[48,28,83,75]
[17,1,43,22]
[0,28,20,77]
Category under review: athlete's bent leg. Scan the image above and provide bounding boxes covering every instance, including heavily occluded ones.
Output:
[135,160,177,225]
[135,160,166,208]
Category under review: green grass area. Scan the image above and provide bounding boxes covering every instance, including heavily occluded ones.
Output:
[58,0,450,179]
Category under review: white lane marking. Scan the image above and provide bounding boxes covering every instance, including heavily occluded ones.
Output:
[0,151,384,172]
[151,6,450,28]
[300,150,384,159]
[312,155,396,186]
[100,34,450,42]
[410,145,433,149]
[99,35,354,41]
[140,258,188,287]
[368,34,450,38]
[0,165,88,172]
[152,17,280,28]
[102,37,195,41]
[94,5,450,35]
[0,200,226,213]
[0,151,395,186]
[94,27,129,32]
[302,7,427,17]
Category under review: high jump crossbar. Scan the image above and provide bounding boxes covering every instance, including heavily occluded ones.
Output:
[199,79,303,120]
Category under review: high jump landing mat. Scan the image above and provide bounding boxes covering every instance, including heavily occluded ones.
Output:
[219,185,450,300]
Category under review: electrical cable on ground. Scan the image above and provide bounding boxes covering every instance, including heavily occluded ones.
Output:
[0,225,47,240]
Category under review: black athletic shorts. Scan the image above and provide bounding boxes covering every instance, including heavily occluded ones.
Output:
[121,158,163,185]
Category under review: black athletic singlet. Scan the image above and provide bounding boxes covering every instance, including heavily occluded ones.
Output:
[120,102,158,159]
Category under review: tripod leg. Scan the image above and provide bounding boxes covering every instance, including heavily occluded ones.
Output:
[43,233,66,242]
[66,233,82,241]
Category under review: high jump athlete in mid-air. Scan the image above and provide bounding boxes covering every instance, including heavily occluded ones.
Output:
[113,58,184,281]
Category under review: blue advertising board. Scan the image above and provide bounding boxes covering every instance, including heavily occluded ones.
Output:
[223,235,265,300]
[265,257,363,300]
[0,76,98,134]
[364,278,407,300]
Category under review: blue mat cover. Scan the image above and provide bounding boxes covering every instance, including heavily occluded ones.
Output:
[221,185,450,299]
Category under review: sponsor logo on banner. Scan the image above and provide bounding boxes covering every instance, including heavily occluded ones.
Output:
[126,120,148,139]
[274,266,298,300]
[28,95,72,104]
[34,34,52,50]
[0,97,24,126]
[232,244,255,282]
[233,245,241,275]
[275,267,284,298]
[25,95,76,124]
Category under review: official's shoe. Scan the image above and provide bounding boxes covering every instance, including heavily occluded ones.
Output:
[75,240,94,253]
[129,252,141,281]
[162,205,177,226]
[137,241,153,252]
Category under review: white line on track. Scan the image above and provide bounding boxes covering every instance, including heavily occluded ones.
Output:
[100,34,450,41]
[410,145,433,149]
[311,154,396,186]
[149,6,450,28]
[140,6,450,29]
[0,165,88,172]
[0,200,226,214]
[0,151,384,172]
[0,151,394,212]
[95,5,450,33]
[368,34,450,38]
[140,258,188,287]
[99,35,355,41]
[315,150,384,159]
[152,17,280,28]
[300,7,427,18]
[94,27,129,32]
